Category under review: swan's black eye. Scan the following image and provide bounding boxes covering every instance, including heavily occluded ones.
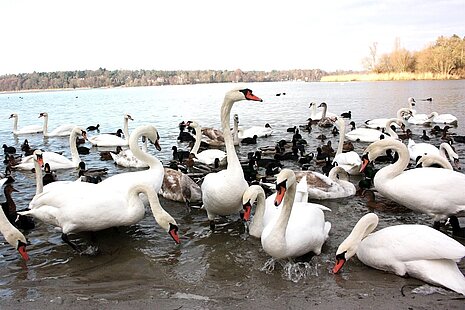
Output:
[239,88,252,97]
[336,251,347,260]
[276,180,286,191]
[361,153,369,161]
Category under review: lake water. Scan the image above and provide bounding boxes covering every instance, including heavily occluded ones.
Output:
[0,80,465,309]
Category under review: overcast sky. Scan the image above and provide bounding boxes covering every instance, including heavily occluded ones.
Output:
[0,0,464,75]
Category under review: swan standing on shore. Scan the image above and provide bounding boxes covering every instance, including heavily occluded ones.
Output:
[88,113,133,146]
[261,169,331,259]
[201,88,263,230]
[9,113,43,135]
[39,112,76,137]
[12,127,86,170]
[333,213,465,296]
[360,139,465,224]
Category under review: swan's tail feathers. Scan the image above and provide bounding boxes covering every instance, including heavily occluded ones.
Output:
[324,222,332,239]
[110,152,119,162]
[406,259,465,296]
[17,210,32,216]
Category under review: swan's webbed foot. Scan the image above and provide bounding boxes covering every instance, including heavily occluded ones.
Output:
[61,233,82,253]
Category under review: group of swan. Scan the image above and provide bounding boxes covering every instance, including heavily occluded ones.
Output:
[406,97,458,125]
[408,139,459,168]
[345,118,404,142]
[242,169,331,259]
[10,112,76,137]
[184,120,227,166]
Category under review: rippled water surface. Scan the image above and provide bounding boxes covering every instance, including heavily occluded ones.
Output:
[1,81,465,308]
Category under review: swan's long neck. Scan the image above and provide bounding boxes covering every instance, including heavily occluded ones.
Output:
[269,181,296,246]
[232,115,239,146]
[42,115,49,135]
[249,186,266,237]
[12,116,18,132]
[190,123,202,155]
[336,120,346,156]
[321,104,327,119]
[143,185,173,230]
[375,141,410,182]
[69,129,81,166]
[310,103,317,118]
[339,214,378,258]
[129,128,162,172]
[384,119,399,139]
[440,143,458,160]
[0,207,19,248]
[221,97,241,171]
[123,117,130,140]
[34,158,44,195]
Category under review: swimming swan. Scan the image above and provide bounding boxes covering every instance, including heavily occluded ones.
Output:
[360,139,465,222]
[9,113,43,135]
[185,120,227,166]
[333,118,362,175]
[39,112,76,137]
[88,113,133,147]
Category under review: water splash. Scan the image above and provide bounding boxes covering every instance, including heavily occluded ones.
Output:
[260,258,320,282]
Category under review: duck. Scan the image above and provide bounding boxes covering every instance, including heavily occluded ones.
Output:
[3,144,16,155]
[12,127,86,170]
[42,163,58,185]
[241,134,258,144]
[294,166,356,200]
[361,189,411,213]
[360,139,465,224]
[9,113,43,135]
[21,139,36,156]
[241,176,309,238]
[201,88,263,230]
[340,111,351,119]
[184,120,227,166]
[159,168,202,209]
[87,113,133,147]
[100,146,122,161]
[23,181,180,253]
[0,178,29,261]
[86,124,100,131]
[447,216,465,238]
[39,112,76,137]
[421,130,430,141]
[78,161,108,181]
[261,169,331,259]
[333,213,465,296]
[1,181,35,230]
[364,108,411,130]
[333,118,362,175]
[171,146,190,162]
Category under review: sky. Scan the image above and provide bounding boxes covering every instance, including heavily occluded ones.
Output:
[0,0,464,75]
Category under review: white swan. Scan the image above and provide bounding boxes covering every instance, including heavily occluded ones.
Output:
[408,139,459,164]
[238,121,273,140]
[333,213,465,296]
[431,111,458,126]
[23,182,180,250]
[317,102,337,127]
[110,136,149,168]
[416,153,453,170]
[0,178,29,260]
[159,167,202,208]
[309,102,337,121]
[346,119,403,143]
[360,139,465,222]
[294,166,356,200]
[31,150,74,195]
[9,113,43,135]
[407,112,435,125]
[242,176,309,238]
[12,127,86,170]
[99,125,164,196]
[185,120,227,166]
[88,113,133,147]
[364,108,411,129]
[201,88,263,229]
[39,112,75,137]
[333,118,362,175]
[261,169,331,259]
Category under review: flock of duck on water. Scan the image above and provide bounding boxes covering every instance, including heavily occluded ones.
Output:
[1,88,465,296]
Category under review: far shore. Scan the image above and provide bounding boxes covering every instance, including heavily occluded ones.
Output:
[321,72,464,82]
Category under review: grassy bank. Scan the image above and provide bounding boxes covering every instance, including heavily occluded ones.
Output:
[321,72,463,82]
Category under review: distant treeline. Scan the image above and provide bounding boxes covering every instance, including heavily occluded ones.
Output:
[0,68,330,92]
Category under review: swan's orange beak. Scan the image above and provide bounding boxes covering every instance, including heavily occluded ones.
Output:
[332,257,345,274]
[18,244,29,261]
[360,155,369,173]
[169,223,180,244]
[37,156,44,168]
[242,201,252,222]
[244,89,263,102]
[274,181,286,206]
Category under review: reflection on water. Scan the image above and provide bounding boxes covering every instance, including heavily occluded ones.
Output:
[1,81,465,307]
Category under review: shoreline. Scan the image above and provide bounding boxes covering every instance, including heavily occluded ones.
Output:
[321,72,464,82]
